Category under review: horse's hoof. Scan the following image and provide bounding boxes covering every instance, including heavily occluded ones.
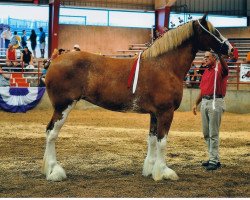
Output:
[152,166,179,181]
[46,165,67,181]
[163,167,179,180]
[142,158,155,177]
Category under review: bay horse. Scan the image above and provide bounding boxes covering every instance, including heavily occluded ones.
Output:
[42,14,233,181]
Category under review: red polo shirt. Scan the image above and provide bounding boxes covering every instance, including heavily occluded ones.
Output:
[200,63,228,97]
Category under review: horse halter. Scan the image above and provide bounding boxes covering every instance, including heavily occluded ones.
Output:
[197,20,228,53]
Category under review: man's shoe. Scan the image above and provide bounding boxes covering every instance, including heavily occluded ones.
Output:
[202,161,210,167]
[206,162,221,170]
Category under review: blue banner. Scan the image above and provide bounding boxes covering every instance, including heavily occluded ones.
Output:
[0,87,46,113]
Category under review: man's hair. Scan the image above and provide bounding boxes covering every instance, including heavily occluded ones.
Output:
[205,51,218,60]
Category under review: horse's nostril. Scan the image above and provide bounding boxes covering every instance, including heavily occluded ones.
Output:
[231,48,234,52]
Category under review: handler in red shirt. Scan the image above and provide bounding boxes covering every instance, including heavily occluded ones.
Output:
[192,51,228,171]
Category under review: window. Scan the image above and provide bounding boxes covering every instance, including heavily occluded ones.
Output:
[169,12,247,28]
[59,7,155,28]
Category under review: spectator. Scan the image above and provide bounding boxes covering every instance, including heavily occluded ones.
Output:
[72,44,81,51]
[28,29,37,59]
[21,46,33,66]
[0,66,10,86]
[246,52,250,64]
[6,44,18,68]
[39,27,46,58]
[192,51,228,171]
[10,31,21,49]
[186,63,198,88]
[227,43,238,63]
[1,27,12,49]
[58,48,65,55]
[196,58,207,82]
[21,30,27,49]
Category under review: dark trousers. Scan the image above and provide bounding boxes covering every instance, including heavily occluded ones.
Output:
[5,39,10,48]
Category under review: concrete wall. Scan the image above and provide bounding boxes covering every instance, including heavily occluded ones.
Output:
[179,89,250,113]
[218,27,250,38]
[37,89,250,114]
[58,25,151,54]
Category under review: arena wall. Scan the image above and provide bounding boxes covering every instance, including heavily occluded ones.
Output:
[36,89,250,114]
[218,27,250,38]
[57,25,250,55]
[58,25,151,54]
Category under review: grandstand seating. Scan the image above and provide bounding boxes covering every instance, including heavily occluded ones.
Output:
[104,38,250,61]
[10,73,30,87]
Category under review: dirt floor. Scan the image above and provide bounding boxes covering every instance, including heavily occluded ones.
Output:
[0,108,249,198]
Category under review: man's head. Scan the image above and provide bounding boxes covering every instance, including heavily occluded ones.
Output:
[204,51,217,67]
[39,27,43,32]
[23,46,28,51]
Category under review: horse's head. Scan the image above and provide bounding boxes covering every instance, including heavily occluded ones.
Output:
[193,14,234,56]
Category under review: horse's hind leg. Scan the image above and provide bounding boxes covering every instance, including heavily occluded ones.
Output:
[42,101,77,181]
[143,114,157,176]
[152,110,179,181]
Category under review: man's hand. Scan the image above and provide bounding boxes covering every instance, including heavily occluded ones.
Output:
[192,105,197,115]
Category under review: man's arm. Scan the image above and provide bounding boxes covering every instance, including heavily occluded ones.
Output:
[218,54,229,76]
[192,91,202,115]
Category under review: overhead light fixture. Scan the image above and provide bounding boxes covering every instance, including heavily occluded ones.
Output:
[178,17,184,23]
[188,14,192,20]
[170,21,176,28]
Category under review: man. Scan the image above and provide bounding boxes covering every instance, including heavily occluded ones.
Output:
[39,27,46,58]
[21,30,27,49]
[1,27,12,49]
[192,51,229,171]
[72,44,81,51]
[10,31,21,49]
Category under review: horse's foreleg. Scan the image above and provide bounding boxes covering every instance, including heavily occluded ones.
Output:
[42,101,76,181]
[152,110,179,181]
[143,114,157,176]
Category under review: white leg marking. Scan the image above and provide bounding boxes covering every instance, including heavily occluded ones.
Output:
[152,136,179,181]
[142,134,157,176]
[42,101,76,181]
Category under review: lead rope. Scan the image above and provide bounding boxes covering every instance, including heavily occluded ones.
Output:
[213,61,219,110]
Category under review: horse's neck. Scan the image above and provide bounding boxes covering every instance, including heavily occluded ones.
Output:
[164,41,197,79]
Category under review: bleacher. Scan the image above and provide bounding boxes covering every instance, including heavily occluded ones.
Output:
[195,38,250,61]
[0,48,42,87]
[101,38,250,91]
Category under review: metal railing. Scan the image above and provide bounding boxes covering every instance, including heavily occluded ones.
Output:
[1,60,43,87]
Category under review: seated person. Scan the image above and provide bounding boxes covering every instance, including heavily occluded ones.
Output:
[72,44,81,51]
[196,58,207,81]
[0,66,10,86]
[38,65,48,87]
[6,44,18,68]
[21,46,33,66]
[58,48,65,55]
[246,52,250,64]
[186,63,198,88]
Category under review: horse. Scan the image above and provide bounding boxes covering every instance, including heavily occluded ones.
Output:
[42,14,233,181]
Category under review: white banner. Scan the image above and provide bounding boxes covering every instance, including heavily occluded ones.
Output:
[240,64,250,82]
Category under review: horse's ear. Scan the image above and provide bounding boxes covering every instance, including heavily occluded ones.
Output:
[200,13,208,23]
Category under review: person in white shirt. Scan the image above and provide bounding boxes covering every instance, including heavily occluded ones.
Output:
[1,27,12,49]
